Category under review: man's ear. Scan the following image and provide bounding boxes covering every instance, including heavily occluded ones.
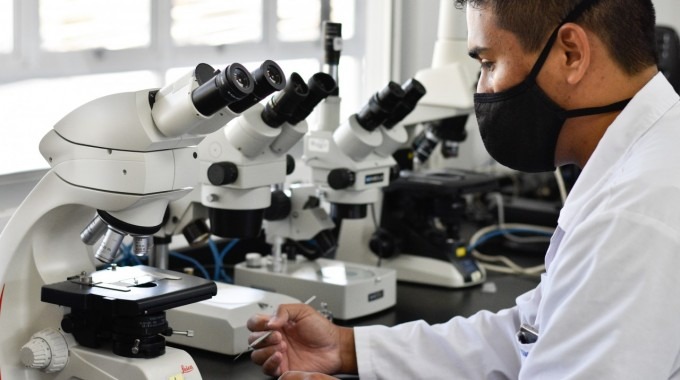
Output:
[556,23,590,85]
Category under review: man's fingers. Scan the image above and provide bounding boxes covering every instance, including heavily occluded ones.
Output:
[260,350,284,378]
[250,345,277,366]
[247,313,272,332]
[269,303,315,328]
[250,339,287,366]
[248,330,281,347]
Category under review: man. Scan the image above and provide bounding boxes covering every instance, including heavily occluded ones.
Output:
[248,0,680,378]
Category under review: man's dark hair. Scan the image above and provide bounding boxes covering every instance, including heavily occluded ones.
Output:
[455,0,657,75]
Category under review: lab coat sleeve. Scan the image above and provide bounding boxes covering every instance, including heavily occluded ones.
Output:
[355,305,524,380]
[520,209,680,379]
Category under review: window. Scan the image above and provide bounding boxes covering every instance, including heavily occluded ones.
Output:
[277,0,321,42]
[330,0,355,39]
[0,71,160,175]
[172,0,263,46]
[39,0,151,52]
[0,0,389,176]
[0,0,12,53]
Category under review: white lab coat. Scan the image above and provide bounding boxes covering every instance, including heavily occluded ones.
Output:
[355,73,680,379]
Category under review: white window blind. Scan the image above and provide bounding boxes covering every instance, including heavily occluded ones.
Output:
[171,0,263,46]
[277,0,321,42]
[39,0,151,52]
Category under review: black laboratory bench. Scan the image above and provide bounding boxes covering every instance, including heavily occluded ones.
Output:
[171,270,541,379]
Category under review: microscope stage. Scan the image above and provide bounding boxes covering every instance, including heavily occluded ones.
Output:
[234,257,397,320]
[41,265,217,315]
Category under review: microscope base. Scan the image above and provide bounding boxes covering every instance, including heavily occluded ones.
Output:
[165,282,300,355]
[234,257,397,320]
[53,345,202,380]
[336,219,486,288]
[378,253,485,288]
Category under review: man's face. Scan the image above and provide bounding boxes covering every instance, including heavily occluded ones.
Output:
[466,4,540,94]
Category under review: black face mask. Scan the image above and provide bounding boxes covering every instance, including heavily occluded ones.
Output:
[473,0,631,173]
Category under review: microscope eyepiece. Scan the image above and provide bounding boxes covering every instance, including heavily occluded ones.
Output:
[412,115,469,163]
[194,63,220,86]
[229,65,254,92]
[383,78,427,129]
[228,60,287,114]
[261,72,309,128]
[191,63,255,117]
[355,81,406,132]
[263,62,285,86]
[287,72,337,125]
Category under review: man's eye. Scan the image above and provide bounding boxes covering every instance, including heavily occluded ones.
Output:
[481,61,494,71]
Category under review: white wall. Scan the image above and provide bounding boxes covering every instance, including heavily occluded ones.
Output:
[394,0,440,82]
[654,0,680,33]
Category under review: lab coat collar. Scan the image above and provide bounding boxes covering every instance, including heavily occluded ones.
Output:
[557,72,680,230]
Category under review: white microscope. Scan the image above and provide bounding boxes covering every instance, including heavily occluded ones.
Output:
[0,60,268,379]
[159,69,341,354]
[233,22,424,321]
[335,0,491,289]
[268,78,428,320]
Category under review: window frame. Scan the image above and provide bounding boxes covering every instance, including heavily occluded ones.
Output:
[0,0,378,86]
[0,0,395,176]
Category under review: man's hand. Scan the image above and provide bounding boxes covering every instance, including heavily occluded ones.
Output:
[246,303,357,377]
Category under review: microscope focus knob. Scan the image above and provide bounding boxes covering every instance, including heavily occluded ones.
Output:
[389,165,401,181]
[327,168,355,190]
[369,228,397,258]
[20,328,69,373]
[265,190,292,221]
[286,154,296,175]
[207,162,239,185]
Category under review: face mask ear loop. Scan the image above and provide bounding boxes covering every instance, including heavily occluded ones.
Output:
[526,27,561,81]
[527,0,603,82]
[564,98,631,118]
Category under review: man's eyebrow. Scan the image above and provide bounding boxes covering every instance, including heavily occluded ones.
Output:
[468,46,488,60]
